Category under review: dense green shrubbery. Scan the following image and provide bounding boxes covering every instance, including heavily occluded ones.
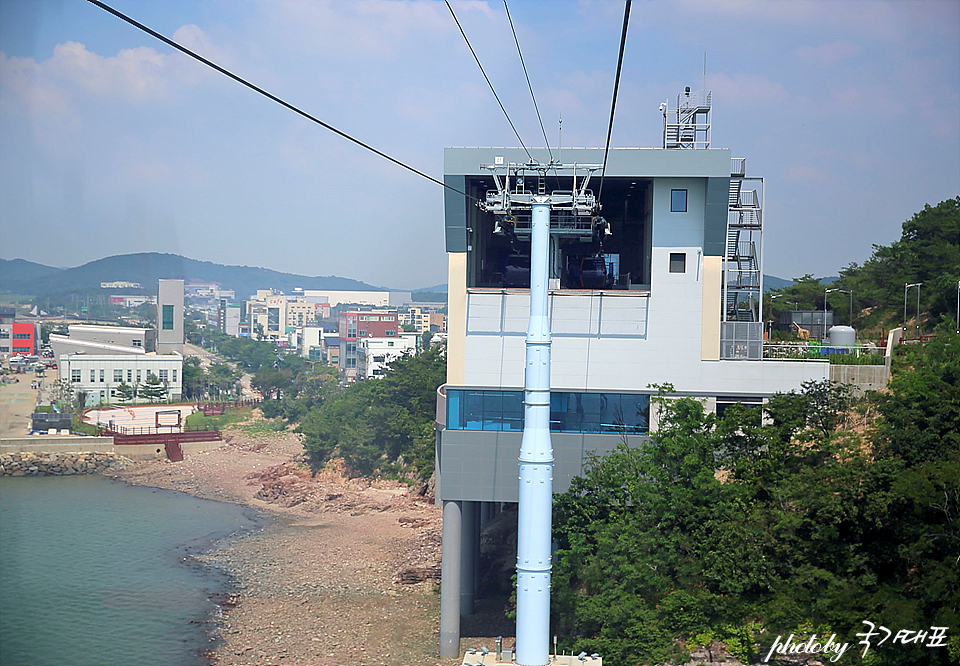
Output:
[296,345,446,479]
[552,333,960,665]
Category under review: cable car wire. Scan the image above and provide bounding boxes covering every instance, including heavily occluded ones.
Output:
[85,0,477,201]
[445,0,532,162]
[504,0,552,162]
[598,0,632,202]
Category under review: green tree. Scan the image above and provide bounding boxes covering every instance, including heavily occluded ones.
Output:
[297,344,446,478]
[181,357,205,400]
[115,382,134,405]
[207,363,241,398]
[139,373,168,403]
[551,369,960,666]
[252,367,291,401]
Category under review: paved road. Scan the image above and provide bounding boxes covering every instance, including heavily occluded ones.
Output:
[0,375,38,437]
[182,342,256,398]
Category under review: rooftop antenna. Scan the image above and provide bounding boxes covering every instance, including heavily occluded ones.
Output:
[558,113,562,165]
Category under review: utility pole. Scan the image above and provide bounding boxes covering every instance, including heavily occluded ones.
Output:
[479,160,602,666]
[904,282,922,338]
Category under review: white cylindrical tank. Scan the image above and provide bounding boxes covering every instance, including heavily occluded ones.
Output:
[828,325,856,347]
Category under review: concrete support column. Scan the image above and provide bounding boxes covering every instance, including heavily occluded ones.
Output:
[440,499,462,658]
[460,500,477,615]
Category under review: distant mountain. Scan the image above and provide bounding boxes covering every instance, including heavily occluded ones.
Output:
[413,284,448,293]
[1,252,380,300]
[0,259,63,286]
[764,274,839,292]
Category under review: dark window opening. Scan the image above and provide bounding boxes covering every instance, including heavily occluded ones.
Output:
[671,189,687,212]
[462,176,652,290]
[669,252,686,273]
[162,304,174,330]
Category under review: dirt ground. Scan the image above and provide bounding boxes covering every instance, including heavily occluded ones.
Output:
[112,421,467,666]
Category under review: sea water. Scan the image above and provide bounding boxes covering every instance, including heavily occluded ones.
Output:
[0,475,262,666]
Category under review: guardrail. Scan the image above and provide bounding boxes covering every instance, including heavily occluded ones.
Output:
[764,342,885,364]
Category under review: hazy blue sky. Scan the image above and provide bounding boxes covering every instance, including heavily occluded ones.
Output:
[1,0,957,290]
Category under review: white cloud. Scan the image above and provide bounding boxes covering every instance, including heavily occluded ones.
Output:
[708,73,788,108]
[47,41,169,102]
[796,40,859,67]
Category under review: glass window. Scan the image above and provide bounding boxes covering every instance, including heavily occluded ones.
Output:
[162,304,174,330]
[136,369,142,382]
[172,369,177,383]
[669,253,686,273]
[447,389,648,434]
[159,369,168,382]
[72,369,81,383]
[671,189,687,212]
[99,369,105,383]
[114,369,123,382]
[90,369,96,382]
[127,369,132,382]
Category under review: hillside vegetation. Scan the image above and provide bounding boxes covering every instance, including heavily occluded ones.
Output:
[552,331,959,666]
[765,197,960,337]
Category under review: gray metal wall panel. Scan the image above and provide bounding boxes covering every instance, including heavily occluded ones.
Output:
[444,175,468,252]
[703,176,730,256]
[437,429,641,502]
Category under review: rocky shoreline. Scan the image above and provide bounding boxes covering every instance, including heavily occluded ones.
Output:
[108,428,457,666]
[0,451,132,477]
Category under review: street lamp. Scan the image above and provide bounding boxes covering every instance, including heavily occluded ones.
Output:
[826,288,852,326]
[904,283,922,338]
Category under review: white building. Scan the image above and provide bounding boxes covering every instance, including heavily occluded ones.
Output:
[59,352,183,406]
[300,289,412,308]
[356,336,417,378]
[54,324,154,352]
[157,279,184,354]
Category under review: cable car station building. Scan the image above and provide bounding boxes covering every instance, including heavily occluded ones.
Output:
[435,91,831,656]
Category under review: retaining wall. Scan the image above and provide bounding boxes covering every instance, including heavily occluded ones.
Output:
[1,451,131,477]
[0,436,224,462]
[830,365,890,396]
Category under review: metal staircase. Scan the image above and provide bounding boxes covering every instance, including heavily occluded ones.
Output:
[721,159,764,359]
[662,89,711,149]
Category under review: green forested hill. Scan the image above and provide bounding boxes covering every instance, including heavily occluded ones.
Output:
[0,252,380,299]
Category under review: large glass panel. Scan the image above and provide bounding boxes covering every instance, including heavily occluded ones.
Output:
[502,391,523,431]
[446,390,649,434]
[162,304,174,330]
[463,390,484,431]
[446,390,462,430]
[482,391,503,431]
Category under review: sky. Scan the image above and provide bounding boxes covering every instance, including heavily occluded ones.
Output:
[1,0,958,290]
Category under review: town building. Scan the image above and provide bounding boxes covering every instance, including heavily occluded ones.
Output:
[300,289,412,308]
[0,321,40,357]
[156,279,185,354]
[100,281,142,289]
[337,310,399,379]
[356,335,417,378]
[400,306,446,333]
[49,324,155,358]
[58,352,183,406]
[434,89,832,655]
[218,300,242,337]
[108,295,156,308]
